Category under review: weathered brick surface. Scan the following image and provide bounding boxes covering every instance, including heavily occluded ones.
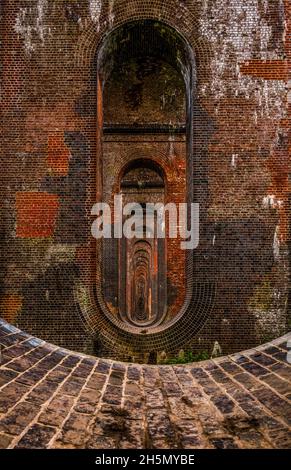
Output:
[0,0,289,361]
[15,192,60,238]
[0,320,290,449]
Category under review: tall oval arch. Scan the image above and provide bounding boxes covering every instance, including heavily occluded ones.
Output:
[97,20,194,329]
[76,18,216,361]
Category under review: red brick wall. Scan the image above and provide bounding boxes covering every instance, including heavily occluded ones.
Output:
[0,0,289,360]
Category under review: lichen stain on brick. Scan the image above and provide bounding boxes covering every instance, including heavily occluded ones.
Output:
[249,278,273,312]
[16,192,59,238]
[47,132,71,176]
[0,294,23,324]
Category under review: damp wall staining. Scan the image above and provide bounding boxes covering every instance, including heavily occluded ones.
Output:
[89,0,102,30]
[14,0,50,53]
[199,0,287,126]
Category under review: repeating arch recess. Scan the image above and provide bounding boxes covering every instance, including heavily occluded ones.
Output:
[95,18,198,329]
[74,12,217,355]
[118,159,167,329]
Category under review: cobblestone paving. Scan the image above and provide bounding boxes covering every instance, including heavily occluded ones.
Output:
[0,320,290,449]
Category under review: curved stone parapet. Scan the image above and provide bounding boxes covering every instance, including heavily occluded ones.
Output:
[0,319,290,449]
[76,281,217,355]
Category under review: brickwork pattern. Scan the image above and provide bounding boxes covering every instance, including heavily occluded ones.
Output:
[0,320,290,449]
[0,1,290,358]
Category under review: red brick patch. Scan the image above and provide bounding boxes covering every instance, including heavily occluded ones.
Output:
[0,294,22,323]
[240,60,288,80]
[16,192,59,238]
[47,133,71,176]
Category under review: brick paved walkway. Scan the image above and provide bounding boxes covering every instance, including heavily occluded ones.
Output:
[0,320,290,449]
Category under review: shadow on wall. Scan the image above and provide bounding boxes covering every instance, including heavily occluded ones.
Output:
[42,132,90,244]
[14,132,92,352]
[194,217,280,352]
[288,191,291,330]
[17,262,92,353]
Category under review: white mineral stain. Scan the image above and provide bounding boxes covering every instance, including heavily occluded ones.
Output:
[108,0,115,28]
[168,134,175,160]
[262,194,276,209]
[263,0,269,14]
[36,0,48,42]
[273,225,280,260]
[14,9,34,52]
[211,341,222,358]
[231,154,239,169]
[89,0,102,31]
[14,0,49,53]
[202,0,208,14]
[199,0,286,130]
[287,80,291,104]
[262,194,283,210]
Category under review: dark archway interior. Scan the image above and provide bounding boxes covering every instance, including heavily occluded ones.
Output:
[119,159,167,327]
[98,20,191,129]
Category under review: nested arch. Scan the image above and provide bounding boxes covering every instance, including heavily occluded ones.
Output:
[96,19,195,333]
[119,158,167,191]
[75,0,207,70]
[76,16,216,357]
[118,159,167,328]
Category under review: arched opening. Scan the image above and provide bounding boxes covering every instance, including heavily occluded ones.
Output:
[118,159,167,327]
[96,20,194,334]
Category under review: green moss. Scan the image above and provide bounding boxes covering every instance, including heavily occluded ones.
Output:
[160,350,210,365]
[261,332,277,344]
[249,280,273,311]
